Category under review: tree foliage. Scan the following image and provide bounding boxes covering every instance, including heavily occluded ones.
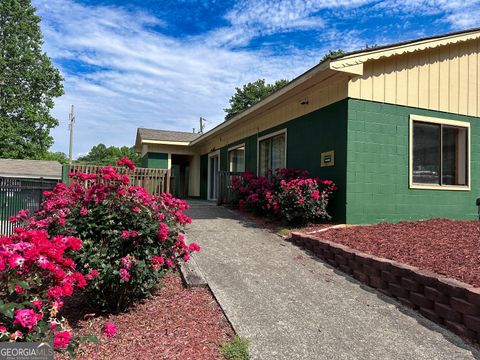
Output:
[76,144,141,166]
[0,0,64,159]
[320,49,346,63]
[224,79,289,121]
[39,151,69,164]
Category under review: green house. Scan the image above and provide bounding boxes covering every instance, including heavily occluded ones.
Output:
[135,28,480,224]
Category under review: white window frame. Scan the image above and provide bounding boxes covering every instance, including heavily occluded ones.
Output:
[228,143,246,173]
[256,129,287,176]
[409,114,470,191]
[207,150,220,201]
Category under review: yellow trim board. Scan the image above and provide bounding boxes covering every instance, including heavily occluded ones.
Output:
[142,140,191,146]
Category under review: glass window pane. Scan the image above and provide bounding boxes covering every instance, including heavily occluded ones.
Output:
[259,133,286,176]
[229,147,245,172]
[412,122,441,184]
[442,126,467,185]
[259,139,270,176]
[271,134,285,171]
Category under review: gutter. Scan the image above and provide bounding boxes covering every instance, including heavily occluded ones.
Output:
[189,60,332,146]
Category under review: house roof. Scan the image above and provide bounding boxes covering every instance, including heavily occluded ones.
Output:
[190,27,480,146]
[0,159,63,179]
[137,128,200,144]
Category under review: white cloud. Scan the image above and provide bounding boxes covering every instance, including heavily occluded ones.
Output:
[33,0,324,157]
[31,0,480,157]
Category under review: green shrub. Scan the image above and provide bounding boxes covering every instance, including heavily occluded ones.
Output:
[221,336,250,360]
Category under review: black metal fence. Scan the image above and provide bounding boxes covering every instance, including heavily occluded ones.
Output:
[0,177,59,236]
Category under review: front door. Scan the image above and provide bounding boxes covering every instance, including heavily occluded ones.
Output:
[208,153,219,201]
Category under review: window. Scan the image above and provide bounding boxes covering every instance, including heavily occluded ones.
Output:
[410,116,469,189]
[229,145,245,172]
[258,131,286,176]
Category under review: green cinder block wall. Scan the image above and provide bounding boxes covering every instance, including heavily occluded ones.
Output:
[347,99,480,224]
[200,100,349,222]
[141,152,168,169]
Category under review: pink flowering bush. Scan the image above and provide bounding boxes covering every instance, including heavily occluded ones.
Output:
[231,172,274,215]
[0,227,96,352]
[20,159,199,312]
[275,178,337,224]
[232,168,336,224]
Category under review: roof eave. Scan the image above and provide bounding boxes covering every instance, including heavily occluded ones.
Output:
[190,60,332,146]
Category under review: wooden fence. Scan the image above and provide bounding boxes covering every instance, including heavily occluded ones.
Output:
[0,177,59,236]
[217,171,244,205]
[64,165,174,196]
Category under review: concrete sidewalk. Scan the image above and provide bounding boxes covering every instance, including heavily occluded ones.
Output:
[186,201,479,360]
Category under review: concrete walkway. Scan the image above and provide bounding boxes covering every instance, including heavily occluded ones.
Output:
[186,201,480,360]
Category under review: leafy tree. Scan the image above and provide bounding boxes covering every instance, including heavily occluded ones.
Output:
[76,144,141,166]
[320,49,346,63]
[224,79,289,121]
[38,151,69,164]
[0,0,64,159]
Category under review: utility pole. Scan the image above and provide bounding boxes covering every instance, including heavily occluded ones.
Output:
[199,117,206,134]
[68,105,75,165]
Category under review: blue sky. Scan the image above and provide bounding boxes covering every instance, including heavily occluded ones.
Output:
[32,0,480,157]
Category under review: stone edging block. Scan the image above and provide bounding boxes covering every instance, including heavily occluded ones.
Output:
[290,232,480,343]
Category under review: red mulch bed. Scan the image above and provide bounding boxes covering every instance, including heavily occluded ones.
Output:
[314,218,480,287]
[57,274,233,360]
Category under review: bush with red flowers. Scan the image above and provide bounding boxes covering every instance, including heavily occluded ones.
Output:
[0,227,96,353]
[232,172,274,215]
[275,178,337,224]
[232,168,336,224]
[22,159,199,312]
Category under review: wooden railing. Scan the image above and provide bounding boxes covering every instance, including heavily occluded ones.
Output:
[63,165,174,196]
[217,171,245,205]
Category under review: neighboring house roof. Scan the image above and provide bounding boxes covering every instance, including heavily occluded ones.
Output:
[189,27,480,146]
[137,128,200,145]
[0,159,62,179]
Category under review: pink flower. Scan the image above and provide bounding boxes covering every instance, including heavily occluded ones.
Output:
[0,325,7,333]
[8,254,24,268]
[121,230,130,239]
[85,269,100,281]
[54,331,71,349]
[151,256,164,270]
[14,285,25,295]
[117,157,135,170]
[158,223,169,242]
[14,309,41,330]
[121,256,132,269]
[132,206,140,213]
[119,268,130,282]
[80,207,88,216]
[32,300,43,310]
[103,322,117,338]
[188,243,201,252]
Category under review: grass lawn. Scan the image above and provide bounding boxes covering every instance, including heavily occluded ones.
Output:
[57,273,234,359]
[308,218,480,287]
